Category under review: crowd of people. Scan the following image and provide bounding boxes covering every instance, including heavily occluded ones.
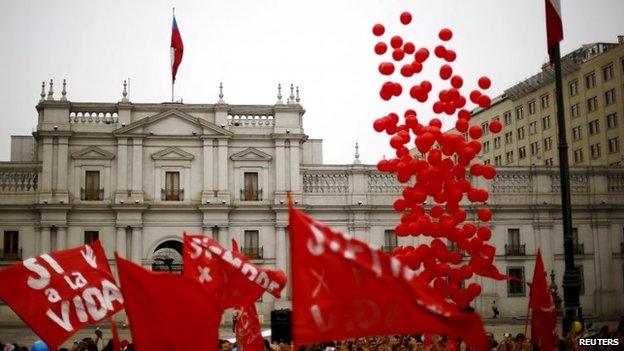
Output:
[2,317,623,351]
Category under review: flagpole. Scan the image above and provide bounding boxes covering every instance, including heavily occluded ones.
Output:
[552,42,582,334]
[171,7,175,103]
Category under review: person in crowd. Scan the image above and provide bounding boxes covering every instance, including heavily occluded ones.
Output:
[492,301,500,319]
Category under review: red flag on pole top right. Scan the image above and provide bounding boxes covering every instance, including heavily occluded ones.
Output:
[545,0,563,63]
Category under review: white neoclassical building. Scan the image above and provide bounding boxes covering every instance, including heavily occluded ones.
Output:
[1,81,624,322]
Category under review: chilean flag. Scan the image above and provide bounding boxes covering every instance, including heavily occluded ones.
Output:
[544,0,563,63]
[171,14,184,82]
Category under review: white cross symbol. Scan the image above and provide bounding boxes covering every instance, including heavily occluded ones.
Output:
[198,266,212,283]
[310,269,330,298]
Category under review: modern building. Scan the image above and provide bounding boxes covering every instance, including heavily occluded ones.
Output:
[455,36,624,167]
[1,80,624,324]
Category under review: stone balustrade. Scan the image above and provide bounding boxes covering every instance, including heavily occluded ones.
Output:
[0,163,39,192]
[227,114,274,127]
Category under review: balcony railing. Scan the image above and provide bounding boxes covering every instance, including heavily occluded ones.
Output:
[80,188,104,201]
[161,188,184,201]
[240,188,263,201]
[505,244,526,256]
[382,245,399,254]
[573,243,585,255]
[241,246,263,259]
[0,249,22,261]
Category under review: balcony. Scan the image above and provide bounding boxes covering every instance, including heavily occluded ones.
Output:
[505,244,526,256]
[573,243,585,255]
[80,188,104,201]
[382,245,399,254]
[241,246,263,259]
[0,249,22,262]
[240,188,263,201]
[161,188,184,201]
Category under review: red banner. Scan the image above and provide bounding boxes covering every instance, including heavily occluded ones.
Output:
[183,234,287,308]
[530,250,557,351]
[289,206,488,350]
[0,241,123,350]
[235,303,264,351]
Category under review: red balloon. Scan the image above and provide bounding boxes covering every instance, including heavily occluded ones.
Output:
[393,198,407,212]
[434,45,447,58]
[469,90,481,104]
[420,80,432,92]
[432,102,444,114]
[478,95,491,108]
[429,118,442,129]
[372,24,385,36]
[390,36,403,49]
[400,64,414,77]
[482,165,497,180]
[414,48,430,63]
[403,42,416,54]
[439,28,453,41]
[450,75,463,89]
[374,42,388,55]
[458,109,471,120]
[469,125,483,139]
[439,65,453,80]
[400,11,412,25]
[411,61,423,73]
[373,118,386,132]
[478,76,491,89]
[430,205,444,218]
[392,48,405,61]
[445,49,457,62]
[489,120,502,133]
[477,208,492,222]
[476,226,492,240]
[409,85,422,99]
[378,62,395,75]
[388,112,399,124]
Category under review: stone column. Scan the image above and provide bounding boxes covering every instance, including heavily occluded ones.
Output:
[41,137,54,192]
[218,226,229,245]
[56,137,69,195]
[116,227,127,258]
[56,227,67,251]
[40,227,51,254]
[202,138,214,200]
[131,138,143,197]
[131,227,142,264]
[275,139,286,193]
[593,220,614,314]
[116,138,128,195]
[289,139,300,193]
[217,139,228,198]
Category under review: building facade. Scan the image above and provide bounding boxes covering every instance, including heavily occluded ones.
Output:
[456,37,624,167]
[1,82,624,323]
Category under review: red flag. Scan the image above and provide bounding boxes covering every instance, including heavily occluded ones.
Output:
[183,234,287,308]
[289,206,488,351]
[0,241,123,350]
[115,254,222,351]
[529,250,557,351]
[171,14,184,82]
[111,320,121,351]
[544,0,563,63]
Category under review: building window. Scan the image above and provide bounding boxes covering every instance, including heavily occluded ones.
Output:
[545,158,554,166]
[607,113,618,129]
[383,230,398,253]
[504,132,513,144]
[481,122,489,136]
[506,151,514,164]
[605,89,616,105]
[164,171,181,201]
[588,119,600,135]
[571,103,580,118]
[515,106,524,120]
[529,121,537,135]
[243,230,262,259]
[530,141,540,156]
[572,126,582,140]
[574,148,584,163]
[576,265,585,295]
[603,64,614,81]
[569,80,579,96]
[590,143,601,159]
[528,100,536,115]
[83,170,102,201]
[544,136,553,151]
[242,172,260,201]
[494,136,501,149]
[507,267,526,297]
[2,231,19,260]
[542,115,551,130]
[608,137,620,153]
[483,141,490,153]
[519,146,526,159]
[494,155,502,166]
[585,72,596,89]
[84,231,99,245]
[587,96,598,112]
[506,229,524,255]
[541,94,550,109]
[572,228,584,255]
[484,159,490,165]
[517,127,525,140]
[504,111,512,125]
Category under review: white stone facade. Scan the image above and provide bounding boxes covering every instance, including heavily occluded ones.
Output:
[1,91,624,322]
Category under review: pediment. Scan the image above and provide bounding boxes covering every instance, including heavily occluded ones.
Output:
[113,109,232,136]
[71,146,115,160]
[151,147,195,161]
[230,148,272,161]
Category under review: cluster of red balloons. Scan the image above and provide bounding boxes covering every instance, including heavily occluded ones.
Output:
[371,12,507,309]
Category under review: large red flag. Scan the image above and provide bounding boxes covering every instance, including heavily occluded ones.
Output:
[529,250,557,351]
[171,14,184,82]
[289,206,488,351]
[0,241,123,350]
[183,234,287,308]
[544,0,563,63]
[115,254,222,351]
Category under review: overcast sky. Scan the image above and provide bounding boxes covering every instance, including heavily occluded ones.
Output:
[1,0,622,164]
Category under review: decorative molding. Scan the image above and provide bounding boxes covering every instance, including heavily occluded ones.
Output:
[230,148,272,161]
[71,146,115,160]
[113,109,232,136]
[151,147,195,161]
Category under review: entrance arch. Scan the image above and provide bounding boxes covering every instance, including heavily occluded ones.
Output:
[151,239,183,273]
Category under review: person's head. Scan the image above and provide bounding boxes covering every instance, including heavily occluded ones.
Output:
[95,328,103,338]
[221,340,233,351]
[514,333,526,343]
[355,338,366,349]
[375,343,387,351]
